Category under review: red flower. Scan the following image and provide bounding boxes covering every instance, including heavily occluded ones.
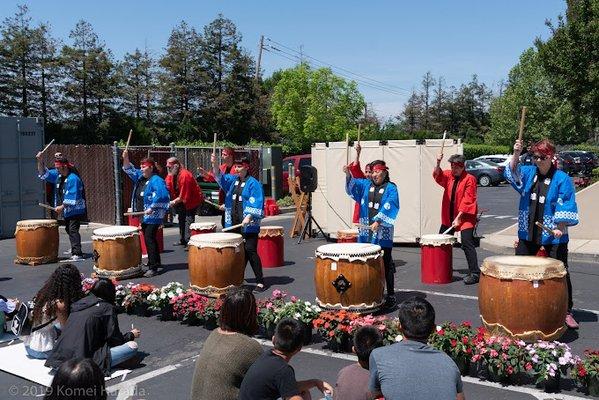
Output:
[462,321,472,328]
[578,365,587,377]
[462,336,469,344]
[451,339,457,348]
[525,362,533,371]
[437,329,445,336]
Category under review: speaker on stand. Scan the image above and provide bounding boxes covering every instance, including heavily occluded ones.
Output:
[297,165,327,244]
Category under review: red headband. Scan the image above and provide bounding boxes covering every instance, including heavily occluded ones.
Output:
[141,161,155,168]
[166,161,178,168]
[371,164,388,172]
[54,161,70,168]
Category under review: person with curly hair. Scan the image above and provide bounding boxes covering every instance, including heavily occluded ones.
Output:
[22,264,83,359]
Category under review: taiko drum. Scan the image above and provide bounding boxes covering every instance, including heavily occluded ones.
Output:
[190,222,217,236]
[420,234,456,284]
[92,225,143,280]
[127,214,164,255]
[257,226,285,268]
[14,219,59,265]
[337,229,359,243]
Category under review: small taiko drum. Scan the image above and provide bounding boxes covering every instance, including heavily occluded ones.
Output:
[14,219,59,265]
[337,229,359,243]
[479,255,568,341]
[188,233,245,297]
[420,234,456,284]
[92,226,142,280]
[314,243,384,313]
[127,215,164,255]
[258,226,285,268]
[190,222,217,236]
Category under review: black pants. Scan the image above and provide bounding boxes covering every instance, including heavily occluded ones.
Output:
[142,223,161,269]
[64,216,83,256]
[176,206,197,244]
[440,225,480,275]
[515,240,573,311]
[382,247,395,297]
[232,229,264,284]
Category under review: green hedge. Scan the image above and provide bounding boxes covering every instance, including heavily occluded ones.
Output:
[463,144,511,160]
[572,144,599,154]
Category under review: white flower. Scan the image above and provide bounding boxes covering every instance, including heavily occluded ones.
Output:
[160,293,167,299]
[176,288,183,294]
[304,301,311,306]
[436,325,442,332]
[395,335,403,342]
[168,292,175,298]
[294,313,301,319]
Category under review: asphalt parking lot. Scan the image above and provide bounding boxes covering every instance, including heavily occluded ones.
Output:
[1,185,597,400]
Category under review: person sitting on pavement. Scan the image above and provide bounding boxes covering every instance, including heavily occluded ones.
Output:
[45,358,107,400]
[190,288,263,400]
[369,297,465,400]
[333,326,384,400]
[46,279,141,376]
[22,264,84,359]
[239,318,334,400]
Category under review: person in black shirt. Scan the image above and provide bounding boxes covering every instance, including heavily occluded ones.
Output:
[239,318,334,400]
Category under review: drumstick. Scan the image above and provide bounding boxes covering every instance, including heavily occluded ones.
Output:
[518,106,527,142]
[354,224,372,231]
[212,132,217,156]
[39,139,55,155]
[222,223,244,232]
[357,124,361,143]
[125,129,133,151]
[124,211,146,217]
[345,131,349,165]
[535,221,555,236]
[442,226,454,235]
[440,130,447,155]
[204,199,220,208]
[38,202,56,211]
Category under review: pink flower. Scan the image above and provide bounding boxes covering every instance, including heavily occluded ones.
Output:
[490,350,498,358]
[290,296,298,303]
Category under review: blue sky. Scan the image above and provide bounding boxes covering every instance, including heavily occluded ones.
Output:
[2,1,566,119]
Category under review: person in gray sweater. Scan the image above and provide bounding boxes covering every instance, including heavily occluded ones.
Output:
[190,288,262,400]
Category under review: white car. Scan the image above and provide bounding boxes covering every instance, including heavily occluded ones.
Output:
[474,154,512,167]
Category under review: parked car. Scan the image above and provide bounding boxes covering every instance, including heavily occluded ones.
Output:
[474,154,512,167]
[557,152,584,176]
[559,151,597,175]
[282,154,312,193]
[465,160,504,187]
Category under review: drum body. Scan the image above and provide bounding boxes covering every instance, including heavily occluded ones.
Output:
[92,226,142,279]
[258,226,285,268]
[188,233,245,297]
[15,219,59,265]
[420,234,456,284]
[337,229,358,243]
[190,222,217,236]
[127,215,164,255]
[478,255,568,341]
[314,243,384,313]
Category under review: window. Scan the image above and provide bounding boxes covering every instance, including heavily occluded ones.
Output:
[282,160,294,172]
[299,158,311,167]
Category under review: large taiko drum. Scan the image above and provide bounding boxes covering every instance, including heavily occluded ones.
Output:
[190,222,217,236]
[479,255,568,341]
[314,243,384,313]
[257,226,285,268]
[188,233,245,297]
[92,226,142,280]
[14,219,59,265]
[337,229,359,243]
[420,234,456,284]
[127,215,164,256]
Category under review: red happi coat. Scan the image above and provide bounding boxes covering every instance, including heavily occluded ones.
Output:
[348,161,366,223]
[165,168,204,211]
[433,169,478,230]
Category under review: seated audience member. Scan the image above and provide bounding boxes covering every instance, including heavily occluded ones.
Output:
[22,264,83,359]
[45,358,107,400]
[369,298,465,400]
[239,318,334,400]
[190,288,263,400]
[1,295,18,335]
[46,279,141,376]
[334,326,383,400]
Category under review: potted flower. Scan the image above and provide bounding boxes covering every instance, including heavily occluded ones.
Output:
[429,321,476,375]
[122,283,155,316]
[350,314,389,344]
[572,350,599,396]
[203,297,223,330]
[170,290,209,325]
[275,298,322,344]
[82,277,98,293]
[471,335,527,383]
[257,290,289,338]
[147,282,184,321]
[525,341,576,393]
[312,310,359,353]
[382,318,403,345]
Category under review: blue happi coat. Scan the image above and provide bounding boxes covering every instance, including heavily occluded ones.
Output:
[39,168,86,218]
[123,165,170,224]
[504,165,578,245]
[346,177,400,248]
[218,174,264,234]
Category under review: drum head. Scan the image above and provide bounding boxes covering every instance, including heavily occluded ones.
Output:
[259,226,284,236]
[189,232,244,248]
[190,222,217,230]
[337,229,358,236]
[16,219,58,227]
[316,243,382,262]
[420,234,456,246]
[93,225,139,238]
[481,255,566,281]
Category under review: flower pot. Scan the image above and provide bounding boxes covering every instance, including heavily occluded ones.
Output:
[508,371,532,386]
[301,322,312,345]
[160,304,174,321]
[587,377,599,397]
[204,316,218,331]
[185,314,202,326]
[259,324,276,339]
[328,335,352,353]
[452,356,470,376]
[536,375,560,393]
[129,303,151,317]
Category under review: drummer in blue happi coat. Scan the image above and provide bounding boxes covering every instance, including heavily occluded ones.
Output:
[506,138,579,329]
[343,160,400,308]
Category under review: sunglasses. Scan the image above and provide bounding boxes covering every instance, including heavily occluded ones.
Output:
[533,154,548,161]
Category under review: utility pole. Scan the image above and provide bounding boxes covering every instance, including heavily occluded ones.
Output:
[255,35,264,81]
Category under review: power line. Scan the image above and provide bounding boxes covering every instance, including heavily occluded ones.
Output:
[265,37,411,94]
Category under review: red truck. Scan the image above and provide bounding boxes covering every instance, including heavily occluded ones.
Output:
[282,154,311,194]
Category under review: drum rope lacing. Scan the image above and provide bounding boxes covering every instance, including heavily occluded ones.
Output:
[480,315,567,342]
[93,264,143,280]
[316,298,384,313]
[14,255,58,265]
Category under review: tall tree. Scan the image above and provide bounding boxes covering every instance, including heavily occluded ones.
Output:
[421,71,435,131]
[400,89,423,134]
[119,48,156,121]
